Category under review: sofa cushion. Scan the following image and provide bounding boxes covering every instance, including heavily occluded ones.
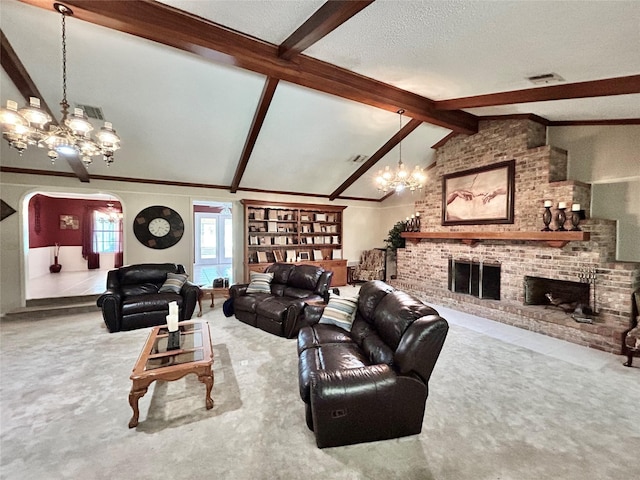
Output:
[256,296,304,321]
[121,283,159,297]
[118,263,179,286]
[266,263,295,285]
[234,292,272,313]
[122,293,182,315]
[373,291,438,350]
[297,324,355,354]
[288,264,323,291]
[246,271,274,294]
[357,280,394,323]
[283,286,315,299]
[318,294,358,332]
[159,272,188,294]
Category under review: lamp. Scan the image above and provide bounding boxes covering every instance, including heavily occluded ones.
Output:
[0,3,120,167]
[375,109,425,193]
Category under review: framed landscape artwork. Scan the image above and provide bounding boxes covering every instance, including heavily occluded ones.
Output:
[442,160,515,226]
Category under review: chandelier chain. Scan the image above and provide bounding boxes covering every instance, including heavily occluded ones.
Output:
[61,11,67,107]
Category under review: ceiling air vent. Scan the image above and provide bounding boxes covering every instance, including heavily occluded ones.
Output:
[526,73,565,85]
[347,154,369,163]
[76,104,104,120]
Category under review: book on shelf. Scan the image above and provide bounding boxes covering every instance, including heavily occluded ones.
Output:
[315,213,326,221]
[313,249,323,261]
[286,250,296,262]
[257,251,268,263]
[250,236,258,245]
[331,235,339,244]
[313,223,321,232]
[268,221,277,232]
[274,250,284,262]
[268,209,278,220]
[332,249,342,260]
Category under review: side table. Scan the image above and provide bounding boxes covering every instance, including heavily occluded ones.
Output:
[197,287,230,317]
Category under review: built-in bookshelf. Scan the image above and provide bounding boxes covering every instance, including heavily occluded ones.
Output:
[241,199,347,286]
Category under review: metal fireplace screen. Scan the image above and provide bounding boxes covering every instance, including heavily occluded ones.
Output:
[448,259,501,300]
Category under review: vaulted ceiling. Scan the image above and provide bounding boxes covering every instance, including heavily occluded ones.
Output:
[1,0,639,201]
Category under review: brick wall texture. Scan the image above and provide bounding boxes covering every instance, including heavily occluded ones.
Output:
[393,119,639,354]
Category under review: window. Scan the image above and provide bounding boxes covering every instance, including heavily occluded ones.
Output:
[93,211,121,253]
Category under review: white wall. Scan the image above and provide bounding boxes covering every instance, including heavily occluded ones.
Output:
[548,125,640,261]
[0,172,383,315]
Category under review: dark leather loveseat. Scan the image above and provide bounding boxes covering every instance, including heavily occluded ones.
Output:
[97,263,200,332]
[229,263,333,338]
[298,280,449,448]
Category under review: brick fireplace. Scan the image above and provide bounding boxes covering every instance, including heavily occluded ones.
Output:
[392,118,640,354]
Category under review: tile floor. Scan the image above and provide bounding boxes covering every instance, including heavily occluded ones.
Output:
[26,263,233,299]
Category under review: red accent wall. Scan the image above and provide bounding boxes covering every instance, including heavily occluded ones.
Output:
[28,195,122,248]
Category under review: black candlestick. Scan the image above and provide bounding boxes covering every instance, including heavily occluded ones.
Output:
[556,208,567,231]
[167,330,181,351]
[541,206,552,231]
[570,211,581,231]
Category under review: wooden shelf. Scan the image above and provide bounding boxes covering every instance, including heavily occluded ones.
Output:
[401,231,590,248]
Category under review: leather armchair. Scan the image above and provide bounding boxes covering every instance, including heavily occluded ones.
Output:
[352,248,386,282]
[97,263,200,332]
[623,288,640,367]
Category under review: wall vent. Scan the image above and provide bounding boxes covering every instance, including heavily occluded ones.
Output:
[76,104,104,120]
[347,154,368,163]
[526,73,565,85]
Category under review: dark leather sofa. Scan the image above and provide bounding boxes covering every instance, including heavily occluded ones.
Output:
[229,263,333,338]
[298,280,449,448]
[97,263,200,332]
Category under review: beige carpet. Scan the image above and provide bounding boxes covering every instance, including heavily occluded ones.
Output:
[0,302,638,480]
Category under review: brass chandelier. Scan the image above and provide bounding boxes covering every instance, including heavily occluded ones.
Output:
[374,109,425,193]
[0,3,120,167]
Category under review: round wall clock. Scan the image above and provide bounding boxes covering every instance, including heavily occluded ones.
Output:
[133,205,184,249]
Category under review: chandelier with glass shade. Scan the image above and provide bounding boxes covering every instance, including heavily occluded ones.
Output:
[0,3,120,167]
[374,109,426,193]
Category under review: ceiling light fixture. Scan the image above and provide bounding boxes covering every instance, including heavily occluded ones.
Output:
[375,109,425,193]
[0,3,120,167]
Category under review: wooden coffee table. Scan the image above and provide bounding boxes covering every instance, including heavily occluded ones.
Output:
[128,321,214,428]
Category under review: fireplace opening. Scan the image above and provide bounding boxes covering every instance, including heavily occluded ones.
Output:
[448,259,500,300]
[523,276,590,310]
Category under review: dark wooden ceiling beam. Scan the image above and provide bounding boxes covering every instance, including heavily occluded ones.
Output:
[278,0,374,60]
[1,29,90,182]
[330,118,422,200]
[436,75,640,110]
[230,77,279,193]
[18,0,477,134]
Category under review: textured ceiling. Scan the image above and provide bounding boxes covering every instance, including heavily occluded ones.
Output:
[1,0,638,201]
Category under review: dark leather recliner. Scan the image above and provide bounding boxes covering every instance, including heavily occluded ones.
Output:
[97,263,200,332]
[298,280,449,448]
[229,263,333,338]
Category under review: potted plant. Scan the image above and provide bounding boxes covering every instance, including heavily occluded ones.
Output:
[384,222,406,279]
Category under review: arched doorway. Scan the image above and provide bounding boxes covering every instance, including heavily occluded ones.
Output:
[23,191,123,299]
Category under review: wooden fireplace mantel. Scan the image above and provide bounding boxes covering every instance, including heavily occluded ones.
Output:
[401,231,590,248]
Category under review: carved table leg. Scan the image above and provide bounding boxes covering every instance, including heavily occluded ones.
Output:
[197,290,204,317]
[198,369,214,410]
[128,385,149,428]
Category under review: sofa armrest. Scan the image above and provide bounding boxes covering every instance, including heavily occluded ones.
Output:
[96,289,122,333]
[180,281,200,320]
[229,284,249,298]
